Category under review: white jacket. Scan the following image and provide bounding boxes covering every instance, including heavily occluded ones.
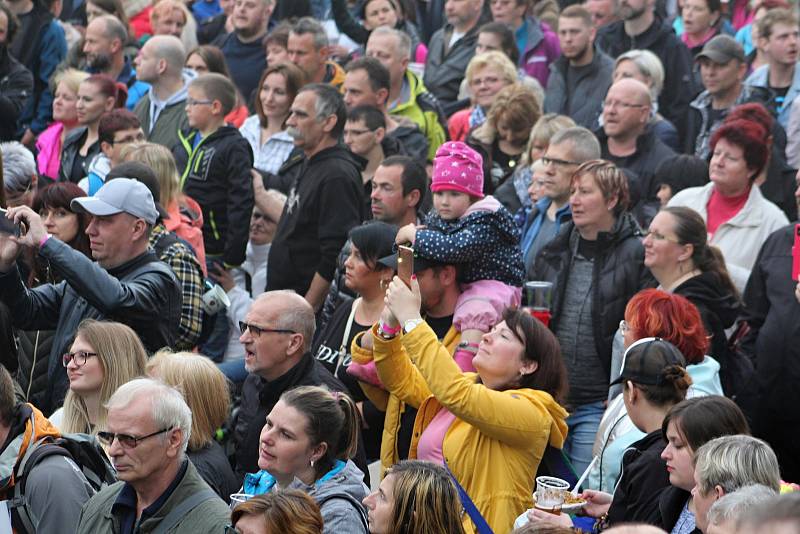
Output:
[668,182,788,292]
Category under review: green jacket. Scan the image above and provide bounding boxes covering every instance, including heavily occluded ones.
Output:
[134,93,189,152]
[76,460,230,534]
[389,70,447,161]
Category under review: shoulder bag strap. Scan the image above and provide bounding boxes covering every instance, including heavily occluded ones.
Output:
[150,488,219,534]
[444,460,494,534]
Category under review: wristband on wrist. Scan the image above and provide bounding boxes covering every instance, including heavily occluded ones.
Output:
[378,321,401,336]
[39,233,51,250]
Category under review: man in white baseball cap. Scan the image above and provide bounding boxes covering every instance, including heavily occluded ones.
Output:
[0,178,182,414]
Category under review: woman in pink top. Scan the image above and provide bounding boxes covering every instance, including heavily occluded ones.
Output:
[36,69,90,181]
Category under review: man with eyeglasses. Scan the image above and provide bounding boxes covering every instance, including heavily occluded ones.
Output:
[597,77,675,227]
[519,127,600,278]
[0,178,181,415]
[232,290,368,480]
[78,378,230,533]
[0,365,93,533]
[82,110,146,195]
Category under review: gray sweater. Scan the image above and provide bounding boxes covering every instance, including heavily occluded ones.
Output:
[291,460,369,534]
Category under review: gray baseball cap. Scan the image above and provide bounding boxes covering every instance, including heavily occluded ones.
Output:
[696,35,745,64]
[71,178,159,225]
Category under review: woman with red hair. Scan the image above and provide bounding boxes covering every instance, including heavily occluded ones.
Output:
[585,288,723,493]
[668,118,788,291]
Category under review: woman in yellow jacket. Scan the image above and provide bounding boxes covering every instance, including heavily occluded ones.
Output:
[365,275,570,534]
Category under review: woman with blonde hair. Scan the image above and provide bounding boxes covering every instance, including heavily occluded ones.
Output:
[50,320,147,434]
[362,460,465,534]
[467,83,542,194]
[36,69,91,180]
[121,142,206,269]
[150,0,198,52]
[146,351,239,500]
[230,490,324,534]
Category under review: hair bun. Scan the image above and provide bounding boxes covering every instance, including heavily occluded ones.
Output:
[662,365,693,390]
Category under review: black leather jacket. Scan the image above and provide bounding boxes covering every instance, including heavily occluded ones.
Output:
[0,239,181,414]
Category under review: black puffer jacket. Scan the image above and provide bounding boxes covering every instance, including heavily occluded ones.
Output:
[0,45,33,141]
[15,329,53,403]
[533,212,656,372]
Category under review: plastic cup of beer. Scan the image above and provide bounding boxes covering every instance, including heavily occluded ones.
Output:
[229,493,254,510]
[534,476,569,515]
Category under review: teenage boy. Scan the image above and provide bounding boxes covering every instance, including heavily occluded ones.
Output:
[173,73,254,271]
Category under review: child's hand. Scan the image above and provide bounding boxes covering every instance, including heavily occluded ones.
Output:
[395,223,417,245]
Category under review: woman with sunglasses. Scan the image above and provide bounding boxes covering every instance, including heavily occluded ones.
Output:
[49,319,148,434]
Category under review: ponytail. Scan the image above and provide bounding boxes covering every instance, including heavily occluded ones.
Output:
[83,74,128,110]
[698,245,740,300]
[280,386,361,479]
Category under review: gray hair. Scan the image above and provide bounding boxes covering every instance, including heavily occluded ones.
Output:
[0,142,36,194]
[736,492,800,532]
[97,14,129,45]
[257,290,316,351]
[292,17,328,49]
[146,35,186,74]
[616,49,664,101]
[549,126,601,164]
[105,378,192,456]
[370,26,412,61]
[706,484,778,528]
[694,435,781,496]
[299,83,346,138]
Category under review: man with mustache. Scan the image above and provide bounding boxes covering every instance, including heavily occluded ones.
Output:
[266,84,365,311]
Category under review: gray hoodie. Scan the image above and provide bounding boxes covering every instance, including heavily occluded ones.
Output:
[134,68,196,149]
[290,460,369,534]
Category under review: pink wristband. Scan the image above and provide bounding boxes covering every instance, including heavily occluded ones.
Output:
[378,322,401,335]
[39,234,51,249]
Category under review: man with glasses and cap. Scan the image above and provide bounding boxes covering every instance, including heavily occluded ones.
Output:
[0,178,181,415]
[232,290,368,480]
[77,378,230,533]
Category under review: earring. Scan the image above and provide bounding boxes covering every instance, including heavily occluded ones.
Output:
[380,279,389,290]
[310,459,315,468]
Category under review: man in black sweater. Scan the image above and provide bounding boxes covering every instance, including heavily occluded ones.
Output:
[267,83,364,311]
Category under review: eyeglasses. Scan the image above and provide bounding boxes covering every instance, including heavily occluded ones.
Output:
[471,75,501,87]
[603,100,647,111]
[343,128,374,138]
[541,156,581,168]
[111,132,146,144]
[643,230,680,244]
[186,98,213,106]
[619,320,630,334]
[62,350,98,367]
[238,321,296,338]
[97,426,174,449]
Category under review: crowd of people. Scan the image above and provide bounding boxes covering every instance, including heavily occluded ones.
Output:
[0,0,800,532]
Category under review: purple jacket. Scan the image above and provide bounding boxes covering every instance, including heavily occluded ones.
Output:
[519,17,561,88]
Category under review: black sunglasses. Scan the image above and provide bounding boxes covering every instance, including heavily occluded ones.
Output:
[238,321,296,337]
[97,426,174,449]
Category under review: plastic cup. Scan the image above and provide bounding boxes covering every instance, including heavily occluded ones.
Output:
[229,493,254,510]
[534,476,569,514]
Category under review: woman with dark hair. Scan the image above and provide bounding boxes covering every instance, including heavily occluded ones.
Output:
[185,45,249,126]
[654,155,709,206]
[240,62,305,175]
[16,182,92,409]
[525,338,692,529]
[59,74,126,184]
[312,222,396,459]
[591,289,723,494]
[363,460,466,534]
[244,386,369,533]
[366,275,569,533]
[533,159,655,476]
[668,118,788,291]
[230,490,324,534]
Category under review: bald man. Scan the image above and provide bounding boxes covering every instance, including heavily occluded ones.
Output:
[231,291,369,480]
[133,35,192,148]
[597,77,675,226]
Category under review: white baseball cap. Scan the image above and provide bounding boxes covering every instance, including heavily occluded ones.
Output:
[71,178,159,225]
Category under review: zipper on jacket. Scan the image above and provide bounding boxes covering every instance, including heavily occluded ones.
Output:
[178,130,209,188]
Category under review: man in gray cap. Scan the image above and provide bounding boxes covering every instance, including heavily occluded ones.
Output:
[0,178,181,414]
[685,34,772,158]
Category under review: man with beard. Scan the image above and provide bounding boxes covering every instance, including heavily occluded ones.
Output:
[544,5,614,128]
[212,0,273,107]
[83,15,149,109]
[595,0,695,138]
[266,84,364,310]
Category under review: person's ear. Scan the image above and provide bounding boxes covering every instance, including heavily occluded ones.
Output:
[287,332,305,354]
[376,87,389,107]
[519,359,538,376]
[319,45,331,61]
[166,427,183,457]
[310,442,328,465]
[606,194,619,213]
[714,485,726,499]
[131,218,148,241]
[677,243,693,263]
[405,189,421,209]
[100,140,114,158]
[105,96,116,112]
[627,380,637,404]
[400,55,409,70]
[374,126,385,143]
[321,113,338,134]
[157,57,167,75]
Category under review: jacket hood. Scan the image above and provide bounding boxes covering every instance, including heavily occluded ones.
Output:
[674,271,741,329]
[148,68,196,107]
[687,356,723,397]
[596,211,643,247]
[308,144,364,172]
[299,460,369,503]
[526,389,569,449]
[602,15,674,50]
[0,404,61,491]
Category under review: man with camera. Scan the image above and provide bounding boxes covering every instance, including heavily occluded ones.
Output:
[0,179,181,414]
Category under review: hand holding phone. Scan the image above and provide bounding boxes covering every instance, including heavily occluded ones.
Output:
[397,245,414,287]
[0,208,25,238]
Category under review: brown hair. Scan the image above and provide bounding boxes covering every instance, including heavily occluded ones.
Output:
[0,366,16,426]
[254,62,306,129]
[189,73,236,115]
[473,84,541,145]
[560,4,593,27]
[756,8,797,40]
[571,159,630,216]
[661,396,750,452]
[231,490,323,534]
[280,386,361,478]
[502,308,568,404]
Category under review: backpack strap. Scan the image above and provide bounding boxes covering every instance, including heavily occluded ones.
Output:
[444,459,494,534]
[150,488,219,534]
[316,493,369,532]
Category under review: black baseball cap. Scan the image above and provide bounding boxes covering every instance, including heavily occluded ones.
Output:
[610,337,687,386]
[377,250,448,273]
